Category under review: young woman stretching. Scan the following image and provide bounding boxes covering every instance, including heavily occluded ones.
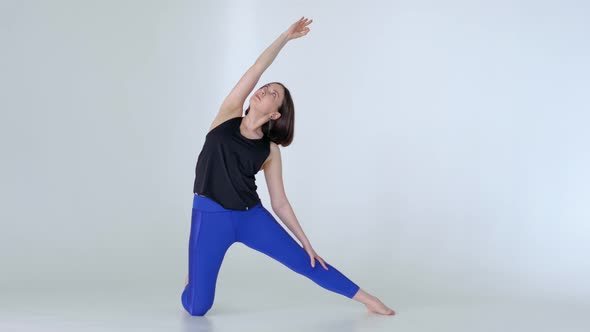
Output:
[181,16,395,316]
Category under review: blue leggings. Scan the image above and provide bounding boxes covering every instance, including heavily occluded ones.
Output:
[181,194,360,316]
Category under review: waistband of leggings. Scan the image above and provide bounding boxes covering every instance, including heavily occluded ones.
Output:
[193,194,262,212]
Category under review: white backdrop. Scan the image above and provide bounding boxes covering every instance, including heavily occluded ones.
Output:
[1,0,589,312]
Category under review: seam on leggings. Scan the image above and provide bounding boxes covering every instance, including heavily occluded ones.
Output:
[191,209,205,312]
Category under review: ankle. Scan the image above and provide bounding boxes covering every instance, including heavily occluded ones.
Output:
[353,289,376,304]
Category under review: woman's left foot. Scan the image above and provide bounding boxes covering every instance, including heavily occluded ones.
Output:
[365,296,395,315]
[353,289,395,315]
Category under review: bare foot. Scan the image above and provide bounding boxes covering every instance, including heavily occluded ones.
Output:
[352,288,395,316]
[364,296,395,315]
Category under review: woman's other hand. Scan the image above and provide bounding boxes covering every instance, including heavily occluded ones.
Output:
[304,245,329,270]
[284,16,313,41]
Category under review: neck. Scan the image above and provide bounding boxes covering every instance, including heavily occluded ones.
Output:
[242,113,265,135]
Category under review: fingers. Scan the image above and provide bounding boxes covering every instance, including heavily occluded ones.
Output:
[310,255,329,270]
[318,256,329,270]
[297,17,313,26]
[288,17,312,40]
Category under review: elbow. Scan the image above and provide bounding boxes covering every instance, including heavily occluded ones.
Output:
[271,199,289,213]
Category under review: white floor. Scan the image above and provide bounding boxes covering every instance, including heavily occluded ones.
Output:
[1,286,588,332]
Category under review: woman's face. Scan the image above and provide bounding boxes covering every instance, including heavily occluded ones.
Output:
[251,83,284,114]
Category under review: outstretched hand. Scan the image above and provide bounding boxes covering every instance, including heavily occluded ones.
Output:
[304,245,329,270]
[284,16,313,41]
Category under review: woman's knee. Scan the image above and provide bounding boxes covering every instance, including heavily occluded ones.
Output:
[181,290,214,316]
[187,303,212,316]
[183,299,213,316]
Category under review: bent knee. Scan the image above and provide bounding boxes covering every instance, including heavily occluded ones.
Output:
[187,302,212,316]
[181,291,213,316]
[188,307,211,316]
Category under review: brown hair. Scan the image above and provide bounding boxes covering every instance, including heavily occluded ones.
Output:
[245,82,295,147]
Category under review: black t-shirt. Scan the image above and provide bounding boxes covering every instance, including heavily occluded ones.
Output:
[193,116,271,210]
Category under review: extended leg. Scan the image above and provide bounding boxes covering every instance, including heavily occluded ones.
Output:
[237,207,360,298]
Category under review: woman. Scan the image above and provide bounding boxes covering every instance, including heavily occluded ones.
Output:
[181,17,395,316]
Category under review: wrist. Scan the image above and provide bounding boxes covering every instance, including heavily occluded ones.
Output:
[280,31,291,42]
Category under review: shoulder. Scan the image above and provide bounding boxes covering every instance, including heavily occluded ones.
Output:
[269,141,280,154]
[208,112,242,134]
[261,141,280,171]
[269,141,281,155]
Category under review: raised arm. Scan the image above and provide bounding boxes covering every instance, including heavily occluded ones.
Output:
[216,17,313,119]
